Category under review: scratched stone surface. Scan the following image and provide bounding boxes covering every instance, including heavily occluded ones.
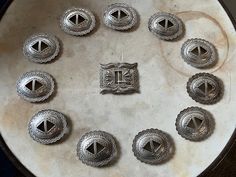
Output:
[0,0,235,177]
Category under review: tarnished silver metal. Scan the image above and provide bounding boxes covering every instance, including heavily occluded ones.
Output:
[176,107,215,141]
[148,12,184,40]
[181,38,217,68]
[100,63,139,94]
[103,3,138,31]
[16,71,55,102]
[23,33,60,63]
[60,8,96,36]
[187,73,223,104]
[77,131,118,167]
[132,129,174,165]
[28,109,68,144]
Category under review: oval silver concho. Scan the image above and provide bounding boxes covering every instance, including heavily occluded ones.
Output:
[181,38,217,68]
[132,129,174,165]
[28,109,68,145]
[60,8,96,36]
[148,12,184,40]
[103,3,138,31]
[23,33,60,63]
[16,71,55,103]
[77,131,118,167]
[176,107,215,141]
[187,73,223,105]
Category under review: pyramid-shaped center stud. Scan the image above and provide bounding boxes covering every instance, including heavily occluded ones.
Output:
[200,46,207,55]
[197,81,214,97]
[69,14,86,25]
[37,120,55,132]
[111,10,128,20]
[143,140,161,153]
[187,117,203,130]
[191,46,207,56]
[86,142,105,154]
[32,41,49,52]
[158,19,174,29]
[25,80,43,91]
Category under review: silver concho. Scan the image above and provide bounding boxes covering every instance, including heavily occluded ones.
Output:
[176,107,215,141]
[60,8,96,36]
[187,73,223,104]
[23,33,60,63]
[16,71,55,102]
[100,63,139,94]
[181,38,217,68]
[77,131,118,167]
[148,12,184,40]
[103,3,138,31]
[28,110,68,144]
[132,129,174,165]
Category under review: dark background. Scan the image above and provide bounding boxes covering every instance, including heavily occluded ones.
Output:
[0,0,235,177]
[225,0,236,18]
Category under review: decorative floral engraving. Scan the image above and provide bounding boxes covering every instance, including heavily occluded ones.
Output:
[100,63,139,94]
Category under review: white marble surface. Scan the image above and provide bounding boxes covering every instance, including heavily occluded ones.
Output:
[0,0,236,177]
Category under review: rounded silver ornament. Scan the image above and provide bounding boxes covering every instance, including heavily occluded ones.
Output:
[181,38,217,68]
[16,71,55,103]
[103,3,138,31]
[60,8,96,36]
[187,73,223,104]
[77,131,118,167]
[23,33,60,63]
[176,107,215,141]
[28,109,68,144]
[148,12,184,40]
[132,129,174,165]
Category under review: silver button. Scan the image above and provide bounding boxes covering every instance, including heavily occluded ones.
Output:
[132,129,174,165]
[60,8,96,36]
[23,33,60,63]
[176,107,215,141]
[187,73,223,104]
[103,3,138,31]
[28,109,68,144]
[77,131,118,167]
[100,63,139,94]
[181,38,217,68]
[16,71,55,103]
[148,12,184,40]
